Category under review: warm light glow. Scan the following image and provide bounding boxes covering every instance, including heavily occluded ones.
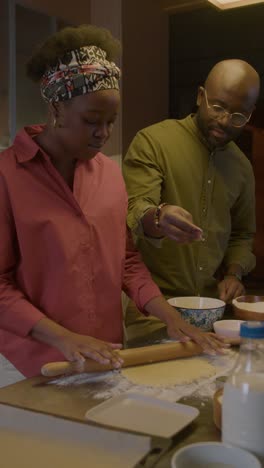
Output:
[208,0,264,9]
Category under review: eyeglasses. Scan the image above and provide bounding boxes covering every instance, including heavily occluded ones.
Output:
[202,87,251,128]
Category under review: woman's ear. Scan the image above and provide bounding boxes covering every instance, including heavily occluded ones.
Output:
[50,102,64,128]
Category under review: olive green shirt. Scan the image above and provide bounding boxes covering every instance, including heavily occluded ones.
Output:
[123,115,256,298]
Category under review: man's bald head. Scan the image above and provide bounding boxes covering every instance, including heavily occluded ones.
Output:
[196,59,260,148]
[205,59,260,109]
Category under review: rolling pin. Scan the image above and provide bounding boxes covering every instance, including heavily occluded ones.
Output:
[41,341,203,377]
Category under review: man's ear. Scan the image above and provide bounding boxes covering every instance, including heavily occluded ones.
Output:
[196,86,204,107]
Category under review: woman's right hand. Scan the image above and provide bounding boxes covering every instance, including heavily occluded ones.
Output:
[56,332,123,369]
[31,317,123,369]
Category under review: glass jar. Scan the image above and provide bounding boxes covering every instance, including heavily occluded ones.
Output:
[222,321,264,465]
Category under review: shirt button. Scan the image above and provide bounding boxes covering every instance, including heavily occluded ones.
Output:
[203,208,206,213]
[199,266,203,271]
[208,179,211,184]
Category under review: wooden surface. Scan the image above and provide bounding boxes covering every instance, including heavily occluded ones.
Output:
[41,341,203,377]
[0,375,222,466]
[0,375,222,468]
[0,301,261,466]
[0,375,99,422]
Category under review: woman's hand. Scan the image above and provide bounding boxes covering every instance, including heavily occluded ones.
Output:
[144,296,229,355]
[165,318,229,355]
[31,317,123,369]
[56,332,123,368]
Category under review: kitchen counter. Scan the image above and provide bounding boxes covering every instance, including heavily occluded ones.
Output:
[0,300,258,467]
[0,371,221,467]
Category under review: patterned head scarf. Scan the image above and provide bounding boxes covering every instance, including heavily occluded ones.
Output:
[40,45,121,103]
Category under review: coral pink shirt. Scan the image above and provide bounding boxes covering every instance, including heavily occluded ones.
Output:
[0,126,160,377]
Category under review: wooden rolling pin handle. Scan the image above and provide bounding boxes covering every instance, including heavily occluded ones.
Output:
[41,341,203,377]
[120,341,203,367]
[41,360,114,377]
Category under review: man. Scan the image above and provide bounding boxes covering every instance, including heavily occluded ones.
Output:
[123,59,260,340]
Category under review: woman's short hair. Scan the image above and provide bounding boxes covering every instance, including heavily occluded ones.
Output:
[27,24,121,83]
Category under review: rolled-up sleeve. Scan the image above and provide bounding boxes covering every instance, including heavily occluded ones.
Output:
[0,173,45,337]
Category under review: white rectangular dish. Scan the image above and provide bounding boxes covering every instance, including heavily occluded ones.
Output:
[85,392,199,438]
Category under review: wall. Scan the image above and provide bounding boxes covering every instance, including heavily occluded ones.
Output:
[169,3,264,118]
[0,0,9,149]
[18,0,91,25]
[15,5,54,131]
[90,0,169,156]
[122,0,169,154]
[90,0,122,159]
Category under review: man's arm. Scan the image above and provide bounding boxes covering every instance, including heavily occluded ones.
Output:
[122,228,228,353]
[123,131,202,243]
[218,163,256,302]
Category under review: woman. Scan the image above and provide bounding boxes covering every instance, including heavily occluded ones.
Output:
[0,25,226,384]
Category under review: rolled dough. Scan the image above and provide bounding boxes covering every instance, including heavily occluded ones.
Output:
[121,357,216,387]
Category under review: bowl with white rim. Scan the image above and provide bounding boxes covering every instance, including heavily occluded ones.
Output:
[171,442,261,468]
[167,296,225,331]
[232,295,264,321]
[213,319,244,338]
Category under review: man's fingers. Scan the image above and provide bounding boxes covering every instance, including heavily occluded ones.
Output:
[168,215,202,234]
[166,225,203,243]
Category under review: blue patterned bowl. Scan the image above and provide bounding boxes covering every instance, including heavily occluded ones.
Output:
[167,297,226,331]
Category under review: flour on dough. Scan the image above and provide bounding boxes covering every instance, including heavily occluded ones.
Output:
[121,357,216,387]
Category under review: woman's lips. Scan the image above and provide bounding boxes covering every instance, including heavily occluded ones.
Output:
[88,141,105,149]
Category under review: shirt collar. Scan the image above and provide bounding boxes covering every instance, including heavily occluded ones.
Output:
[13,125,46,163]
[185,114,227,153]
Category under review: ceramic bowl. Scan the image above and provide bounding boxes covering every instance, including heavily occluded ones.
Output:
[171,442,261,468]
[213,319,244,338]
[232,295,264,321]
[167,296,225,331]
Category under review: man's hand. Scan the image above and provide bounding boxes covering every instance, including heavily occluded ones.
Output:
[142,205,203,242]
[218,276,245,303]
[158,205,203,243]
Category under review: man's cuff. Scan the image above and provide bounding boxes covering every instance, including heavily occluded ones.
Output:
[136,206,166,247]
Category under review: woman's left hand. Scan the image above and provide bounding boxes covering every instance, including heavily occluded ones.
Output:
[144,295,229,355]
[166,318,229,355]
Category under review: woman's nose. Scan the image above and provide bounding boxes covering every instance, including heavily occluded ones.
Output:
[94,124,109,138]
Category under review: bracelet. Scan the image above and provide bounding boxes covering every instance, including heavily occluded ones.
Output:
[224,273,242,281]
[154,203,168,228]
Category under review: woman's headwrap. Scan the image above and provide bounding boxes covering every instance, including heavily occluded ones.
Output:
[40,45,121,103]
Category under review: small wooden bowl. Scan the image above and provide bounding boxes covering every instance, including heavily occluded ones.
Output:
[232,295,264,321]
[213,388,223,431]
